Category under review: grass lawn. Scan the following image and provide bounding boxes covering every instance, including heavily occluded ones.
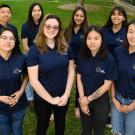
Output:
[0,0,134,135]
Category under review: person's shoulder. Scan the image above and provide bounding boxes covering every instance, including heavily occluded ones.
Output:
[8,23,17,30]
[22,23,28,29]
[29,44,39,54]
[114,46,126,54]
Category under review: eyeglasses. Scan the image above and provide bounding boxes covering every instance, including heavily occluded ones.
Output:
[45,25,59,31]
[0,36,15,41]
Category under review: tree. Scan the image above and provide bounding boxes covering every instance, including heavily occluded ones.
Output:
[77,0,85,7]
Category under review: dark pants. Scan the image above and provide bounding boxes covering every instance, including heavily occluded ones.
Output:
[80,94,110,135]
[34,100,68,135]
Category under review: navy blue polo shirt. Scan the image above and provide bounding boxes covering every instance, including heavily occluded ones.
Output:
[77,54,117,96]
[21,23,39,47]
[0,53,27,114]
[27,45,73,100]
[102,26,126,53]
[65,28,85,61]
[114,46,135,99]
[0,23,20,46]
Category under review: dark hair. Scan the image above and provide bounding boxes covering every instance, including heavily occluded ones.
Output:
[65,6,88,42]
[26,2,44,32]
[104,6,127,28]
[125,20,135,49]
[35,14,68,54]
[0,28,21,54]
[80,25,108,59]
[0,4,11,12]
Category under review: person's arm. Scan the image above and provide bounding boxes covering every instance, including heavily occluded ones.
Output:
[28,65,60,105]
[22,38,29,54]
[110,82,122,112]
[11,75,28,106]
[77,73,90,115]
[58,60,75,106]
[87,80,112,102]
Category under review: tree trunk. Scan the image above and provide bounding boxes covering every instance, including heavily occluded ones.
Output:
[77,0,85,7]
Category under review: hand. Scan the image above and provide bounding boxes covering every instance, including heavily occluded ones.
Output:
[112,97,122,112]
[10,90,23,107]
[0,96,15,105]
[78,96,89,106]
[58,94,69,106]
[121,104,134,113]
[80,104,90,116]
[51,97,61,105]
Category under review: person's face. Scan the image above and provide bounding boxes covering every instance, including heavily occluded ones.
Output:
[74,9,85,26]
[87,30,102,54]
[111,10,125,25]
[127,24,135,47]
[0,30,15,52]
[44,18,59,39]
[32,5,42,22]
[0,7,11,24]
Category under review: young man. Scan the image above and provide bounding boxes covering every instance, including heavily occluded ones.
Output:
[0,4,20,46]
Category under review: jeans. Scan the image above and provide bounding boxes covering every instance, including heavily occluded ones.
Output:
[80,93,109,135]
[111,93,135,135]
[25,82,34,101]
[0,109,25,135]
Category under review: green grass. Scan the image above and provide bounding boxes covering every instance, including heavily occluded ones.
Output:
[0,0,134,134]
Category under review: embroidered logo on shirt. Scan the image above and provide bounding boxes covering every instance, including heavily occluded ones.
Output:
[13,68,22,74]
[116,37,123,43]
[132,64,135,70]
[96,67,105,74]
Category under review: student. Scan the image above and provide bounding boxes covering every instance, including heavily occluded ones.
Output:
[21,2,44,110]
[0,4,20,46]
[77,25,117,135]
[27,14,75,135]
[102,6,127,127]
[111,20,135,135]
[0,28,28,135]
[65,6,88,118]
[102,6,127,54]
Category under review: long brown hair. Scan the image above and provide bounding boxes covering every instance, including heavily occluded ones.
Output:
[34,14,68,54]
[65,6,88,42]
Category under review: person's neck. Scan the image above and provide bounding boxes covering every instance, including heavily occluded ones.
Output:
[91,50,98,57]
[74,25,81,33]
[0,50,11,60]
[112,24,122,33]
[129,46,135,54]
[34,19,39,25]
[0,20,8,27]
[46,39,55,49]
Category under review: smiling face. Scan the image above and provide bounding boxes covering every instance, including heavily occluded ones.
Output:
[32,5,42,22]
[87,30,102,55]
[0,7,11,24]
[127,24,135,47]
[74,9,85,26]
[0,30,15,53]
[111,10,125,26]
[44,18,59,40]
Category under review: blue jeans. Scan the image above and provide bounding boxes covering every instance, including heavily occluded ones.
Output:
[0,109,25,135]
[25,82,34,101]
[111,93,135,135]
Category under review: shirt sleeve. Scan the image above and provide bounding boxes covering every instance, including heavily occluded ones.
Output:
[67,46,74,60]
[27,45,39,67]
[105,54,118,81]
[76,57,82,74]
[21,23,28,39]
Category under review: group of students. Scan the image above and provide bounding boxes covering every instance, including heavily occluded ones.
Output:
[0,2,135,135]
